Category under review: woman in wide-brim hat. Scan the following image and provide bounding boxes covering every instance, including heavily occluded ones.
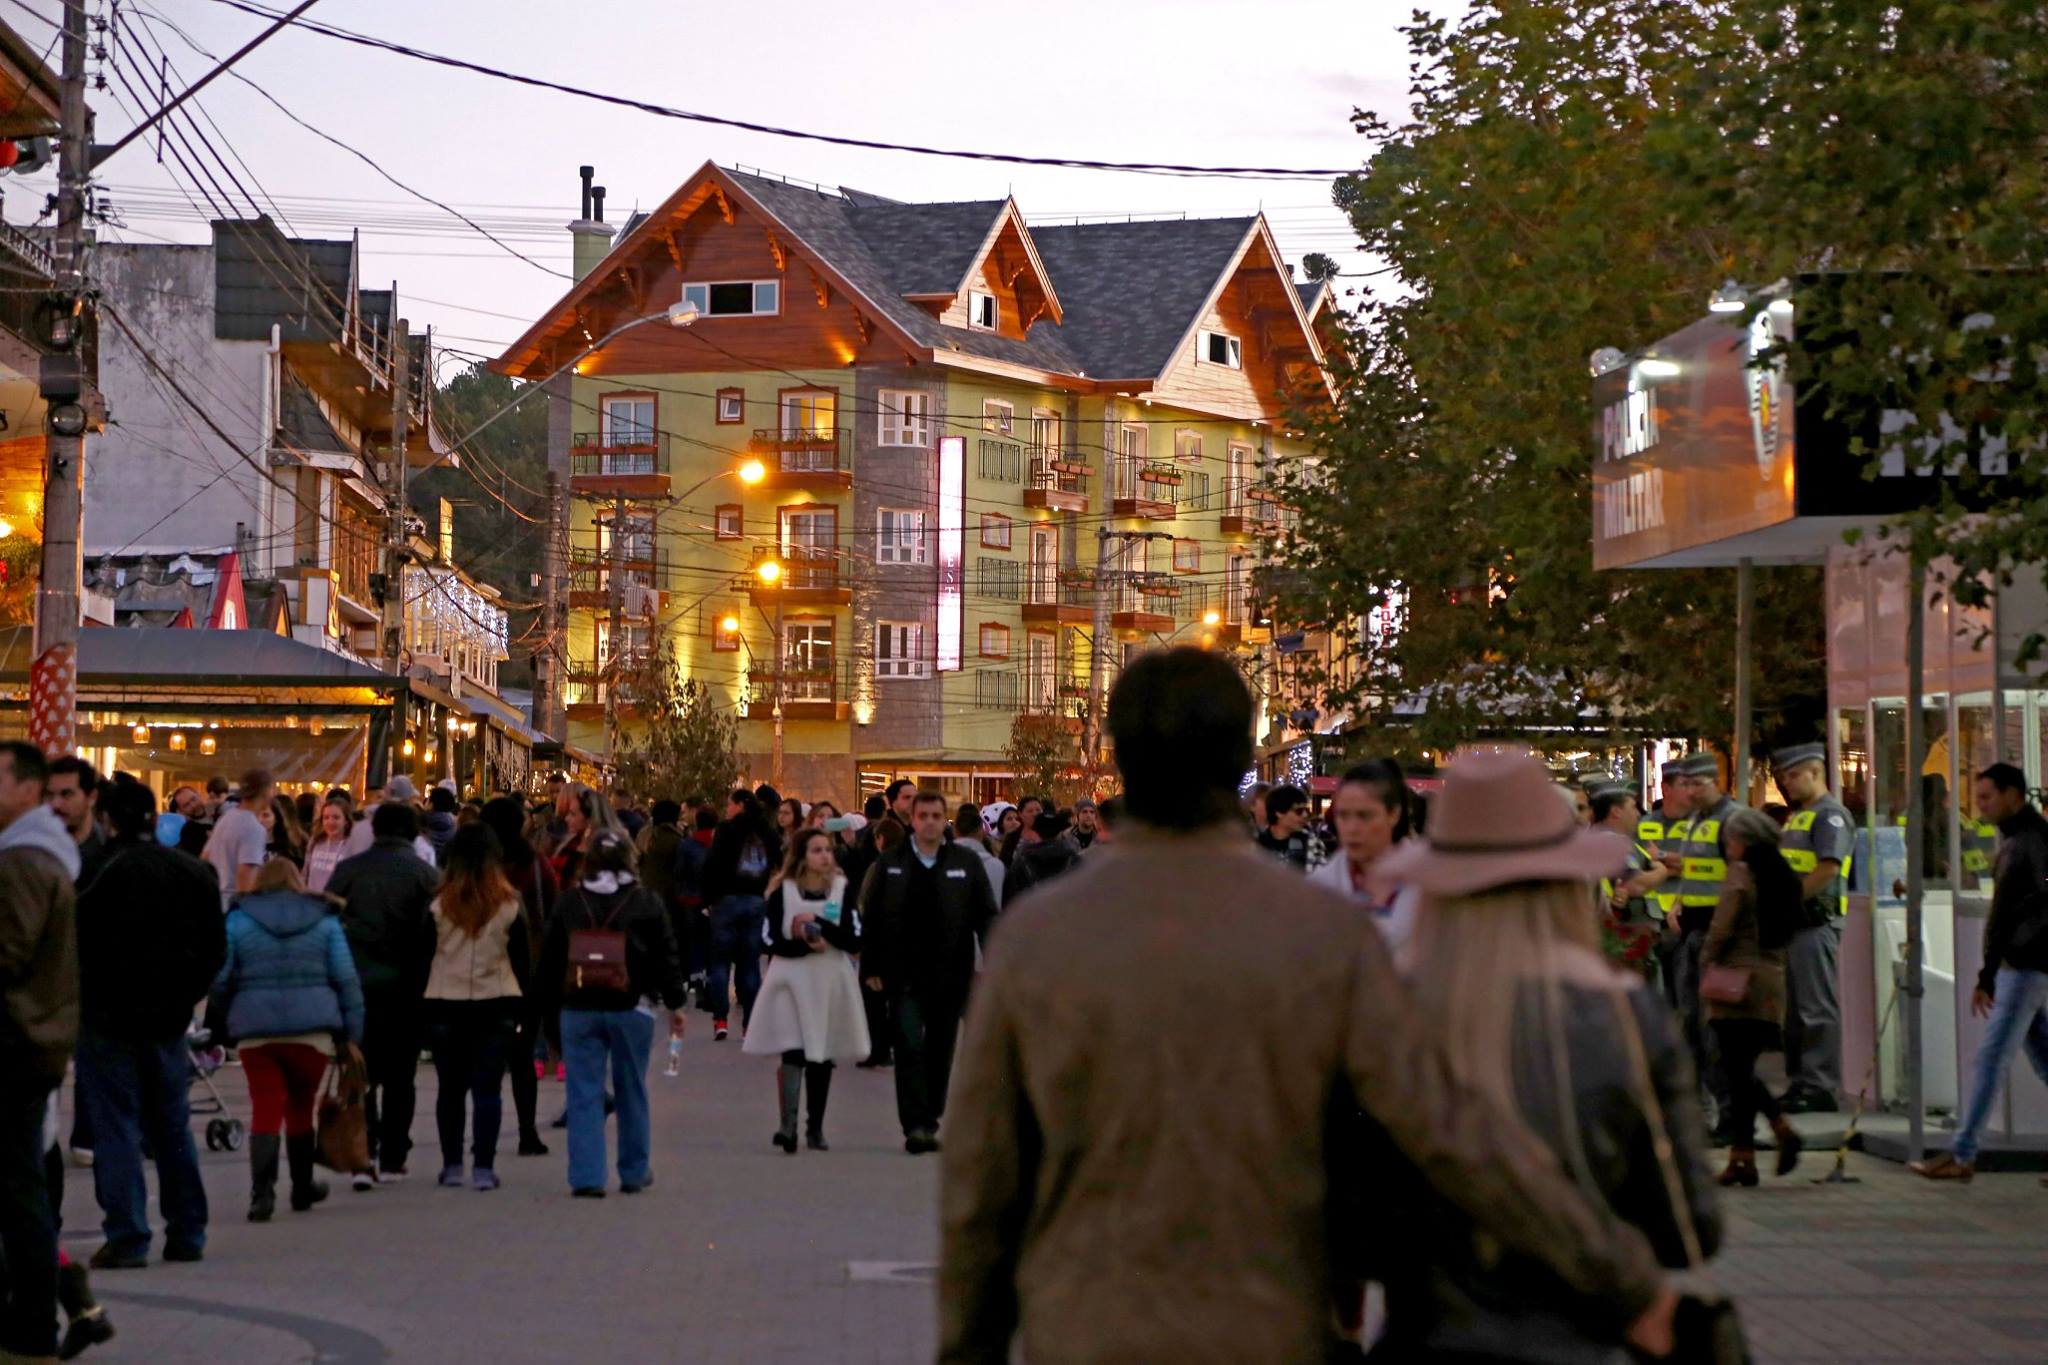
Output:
[1359,750,1724,1364]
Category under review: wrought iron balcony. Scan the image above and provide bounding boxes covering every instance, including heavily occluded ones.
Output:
[570,431,671,493]
[1025,451,1089,510]
[749,428,852,489]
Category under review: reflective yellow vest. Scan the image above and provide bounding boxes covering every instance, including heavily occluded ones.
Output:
[1676,797,1738,916]
[1780,797,1854,916]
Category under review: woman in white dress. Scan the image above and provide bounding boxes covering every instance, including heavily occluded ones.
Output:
[743,829,870,1152]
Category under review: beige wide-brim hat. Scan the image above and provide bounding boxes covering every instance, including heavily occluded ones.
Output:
[1371,749,1631,898]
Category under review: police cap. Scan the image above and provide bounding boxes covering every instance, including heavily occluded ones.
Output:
[1770,742,1826,772]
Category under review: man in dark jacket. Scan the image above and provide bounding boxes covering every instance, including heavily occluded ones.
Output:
[327,802,439,1185]
[1004,812,1083,908]
[1913,761,2048,1179]
[860,790,997,1154]
[0,741,79,1360]
[73,780,224,1268]
[700,791,776,1040]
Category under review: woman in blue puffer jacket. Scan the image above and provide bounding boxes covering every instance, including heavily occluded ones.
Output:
[209,858,365,1222]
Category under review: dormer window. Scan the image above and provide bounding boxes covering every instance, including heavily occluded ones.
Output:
[1201,330,1242,369]
[969,290,998,331]
[681,280,780,317]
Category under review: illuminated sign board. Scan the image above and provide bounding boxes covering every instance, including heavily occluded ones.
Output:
[936,435,964,671]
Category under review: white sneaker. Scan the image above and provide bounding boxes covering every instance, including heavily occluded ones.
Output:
[68,1147,93,1168]
[351,1173,376,1192]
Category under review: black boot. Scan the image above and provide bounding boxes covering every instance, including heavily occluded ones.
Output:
[247,1133,280,1222]
[805,1064,832,1151]
[772,1063,801,1153]
[286,1133,329,1212]
[57,1259,116,1359]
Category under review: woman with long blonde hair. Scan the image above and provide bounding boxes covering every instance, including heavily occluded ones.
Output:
[1362,751,1724,1363]
[423,823,530,1190]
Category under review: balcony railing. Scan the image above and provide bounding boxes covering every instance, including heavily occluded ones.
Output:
[752,545,842,595]
[571,431,671,479]
[977,438,1024,483]
[751,428,851,484]
[741,656,853,718]
[1025,451,1088,508]
[1026,576,1089,609]
[568,548,670,603]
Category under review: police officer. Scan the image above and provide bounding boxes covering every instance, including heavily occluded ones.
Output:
[1638,761,1689,923]
[1663,752,1740,1140]
[1772,742,1855,1113]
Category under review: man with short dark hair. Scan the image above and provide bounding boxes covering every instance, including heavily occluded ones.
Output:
[328,801,440,1186]
[0,741,80,1359]
[1070,797,1099,850]
[72,781,224,1269]
[885,778,917,829]
[938,648,1674,1362]
[1256,784,1317,870]
[860,790,997,1154]
[45,757,102,866]
[1913,762,2048,1180]
[201,768,275,912]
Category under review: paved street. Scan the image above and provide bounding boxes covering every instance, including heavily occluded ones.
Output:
[46,1036,2048,1364]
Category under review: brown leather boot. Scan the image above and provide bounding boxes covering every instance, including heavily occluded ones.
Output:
[1908,1152,1974,1181]
[1717,1148,1759,1187]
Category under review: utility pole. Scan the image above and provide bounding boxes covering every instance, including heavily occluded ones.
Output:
[29,0,93,759]
[604,490,626,765]
[1081,526,1115,765]
[381,319,411,674]
[535,468,562,738]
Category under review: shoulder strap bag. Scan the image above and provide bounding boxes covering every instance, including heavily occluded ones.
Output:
[564,890,632,995]
[1610,993,1753,1365]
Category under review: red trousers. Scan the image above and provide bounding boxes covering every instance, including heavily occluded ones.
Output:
[240,1043,328,1137]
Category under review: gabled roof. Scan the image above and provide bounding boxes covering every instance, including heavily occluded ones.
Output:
[494,163,1323,402]
[276,372,352,455]
[1030,217,1258,379]
[1297,278,1330,317]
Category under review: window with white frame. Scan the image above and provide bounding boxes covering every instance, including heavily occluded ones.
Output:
[969,290,998,331]
[1175,429,1203,462]
[681,280,780,317]
[1173,538,1201,573]
[982,399,1014,436]
[715,388,744,423]
[877,508,927,565]
[715,505,743,540]
[980,513,1012,550]
[1200,329,1242,369]
[876,620,927,678]
[877,390,929,447]
[979,622,1010,658]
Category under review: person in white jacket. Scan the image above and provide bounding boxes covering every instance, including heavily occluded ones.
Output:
[744,830,869,1152]
[1307,760,1418,960]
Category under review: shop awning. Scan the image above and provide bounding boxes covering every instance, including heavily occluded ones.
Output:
[0,627,403,688]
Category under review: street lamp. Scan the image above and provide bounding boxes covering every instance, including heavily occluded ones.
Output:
[751,555,787,789]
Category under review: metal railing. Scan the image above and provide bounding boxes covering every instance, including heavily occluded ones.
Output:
[754,545,840,593]
[978,438,1023,483]
[753,427,848,476]
[1028,451,1088,498]
[571,431,671,478]
[1025,573,1090,609]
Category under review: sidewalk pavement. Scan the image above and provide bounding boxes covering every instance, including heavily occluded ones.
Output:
[48,1036,2048,1363]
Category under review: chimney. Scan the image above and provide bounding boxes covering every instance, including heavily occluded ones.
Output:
[568,164,616,281]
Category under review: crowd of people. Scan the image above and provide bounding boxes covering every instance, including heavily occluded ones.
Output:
[7,640,2047,1361]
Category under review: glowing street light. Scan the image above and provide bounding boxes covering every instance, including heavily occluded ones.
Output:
[1202,609,1222,627]
[719,614,741,635]
[738,458,766,485]
[755,558,783,585]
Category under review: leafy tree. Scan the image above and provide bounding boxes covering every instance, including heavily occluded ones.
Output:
[1655,0,2048,663]
[614,639,739,804]
[415,362,549,686]
[1300,252,1342,284]
[1004,714,1095,810]
[1277,1,1827,753]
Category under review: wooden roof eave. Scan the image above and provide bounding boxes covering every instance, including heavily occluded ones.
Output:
[492,163,931,379]
[922,348,1091,391]
[1151,218,1337,408]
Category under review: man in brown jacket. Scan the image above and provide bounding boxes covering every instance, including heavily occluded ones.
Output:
[0,740,83,1362]
[939,649,1675,1363]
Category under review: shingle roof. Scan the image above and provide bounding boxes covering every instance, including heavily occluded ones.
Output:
[1029,218,1255,378]
[844,199,1006,297]
[1297,279,1328,314]
[277,371,352,454]
[730,171,1082,375]
[0,625,396,686]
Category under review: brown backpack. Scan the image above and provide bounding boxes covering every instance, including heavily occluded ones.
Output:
[565,892,631,994]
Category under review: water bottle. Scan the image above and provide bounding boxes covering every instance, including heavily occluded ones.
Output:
[665,1036,682,1077]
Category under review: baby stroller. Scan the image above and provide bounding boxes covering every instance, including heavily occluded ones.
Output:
[188,1023,244,1152]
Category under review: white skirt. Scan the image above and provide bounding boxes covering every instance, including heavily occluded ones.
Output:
[741,946,873,1064]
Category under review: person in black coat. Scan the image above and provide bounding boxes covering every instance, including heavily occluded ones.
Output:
[72,779,224,1266]
[537,833,686,1196]
[326,801,439,1185]
[1005,811,1085,907]
[698,790,779,1039]
[858,791,997,1154]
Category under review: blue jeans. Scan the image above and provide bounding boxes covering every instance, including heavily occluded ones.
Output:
[74,1027,208,1258]
[706,895,765,1025]
[1952,966,2048,1164]
[560,1008,654,1192]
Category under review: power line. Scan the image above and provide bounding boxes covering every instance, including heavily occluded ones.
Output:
[200,0,1352,183]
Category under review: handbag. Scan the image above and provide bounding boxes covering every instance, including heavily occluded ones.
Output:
[1610,996,1753,1365]
[565,892,632,994]
[1698,965,1752,1006]
[314,1043,371,1173]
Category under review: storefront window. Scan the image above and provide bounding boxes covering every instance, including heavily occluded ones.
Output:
[1836,708,1869,824]
[1955,697,2023,899]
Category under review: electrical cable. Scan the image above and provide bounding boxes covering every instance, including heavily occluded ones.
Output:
[200,0,1351,182]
